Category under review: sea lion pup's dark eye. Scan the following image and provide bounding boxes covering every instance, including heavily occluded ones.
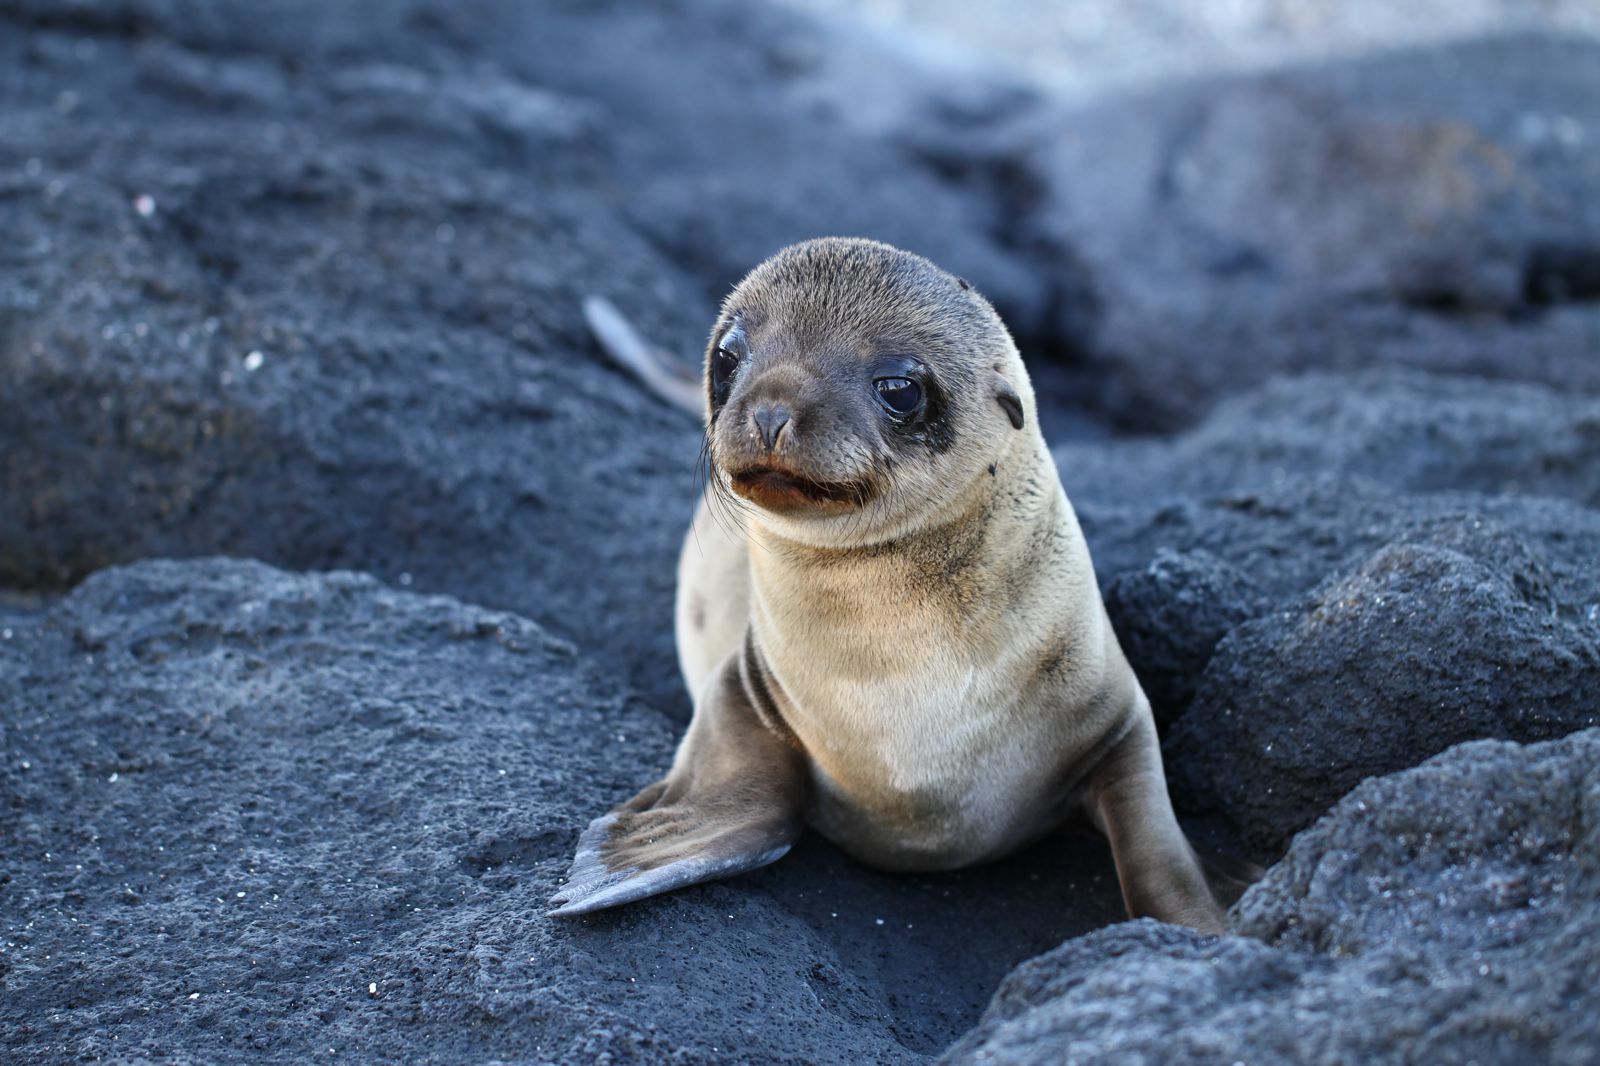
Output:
[712,327,747,402]
[873,376,922,416]
[713,346,740,392]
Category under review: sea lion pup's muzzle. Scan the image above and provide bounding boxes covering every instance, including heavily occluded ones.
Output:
[710,350,882,517]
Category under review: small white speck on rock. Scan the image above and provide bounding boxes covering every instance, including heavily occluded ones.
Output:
[133,194,155,217]
[244,350,264,372]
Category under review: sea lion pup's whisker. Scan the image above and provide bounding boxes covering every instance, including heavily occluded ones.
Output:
[559,239,1239,933]
[694,435,749,545]
[707,466,755,548]
[694,436,720,515]
[688,437,715,558]
[702,445,740,519]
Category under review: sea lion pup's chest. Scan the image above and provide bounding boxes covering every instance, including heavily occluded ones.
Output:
[745,495,1122,872]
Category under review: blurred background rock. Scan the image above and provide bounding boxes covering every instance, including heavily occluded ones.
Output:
[787,0,1600,99]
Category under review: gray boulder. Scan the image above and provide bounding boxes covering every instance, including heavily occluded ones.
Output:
[945,729,1600,1064]
[947,35,1600,431]
[1061,369,1600,510]
[1059,370,1600,852]
[1101,549,1265,727]
[1167,530,1600,851]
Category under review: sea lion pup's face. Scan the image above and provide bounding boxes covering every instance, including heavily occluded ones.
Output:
[703,238,1035,548]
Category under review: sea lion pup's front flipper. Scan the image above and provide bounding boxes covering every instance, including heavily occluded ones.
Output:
[548,654,805,917]
[1086,717,1229,934]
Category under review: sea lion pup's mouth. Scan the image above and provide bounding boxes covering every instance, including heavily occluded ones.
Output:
[727,463,872,514]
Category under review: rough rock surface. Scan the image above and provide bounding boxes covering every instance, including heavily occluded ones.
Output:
[1101,549,1266,728]
[0,0,706,713]
[1063,370,1600,852]
[0,559,1128,1062]
[944,729,1600,1064]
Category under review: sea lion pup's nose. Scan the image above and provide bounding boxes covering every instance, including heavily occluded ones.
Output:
[751,402,791,451]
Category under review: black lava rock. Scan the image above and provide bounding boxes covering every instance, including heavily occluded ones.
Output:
[0,558,1140,1061]
[945,729,1600,1064]
[1167,530,1600,852]
[1063,371,1600,854]
[1102,549,1265,729]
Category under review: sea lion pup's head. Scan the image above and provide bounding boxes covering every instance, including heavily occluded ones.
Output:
[702,237,1036,548]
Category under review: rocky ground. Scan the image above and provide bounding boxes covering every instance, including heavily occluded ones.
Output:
[2,1,1597,1062]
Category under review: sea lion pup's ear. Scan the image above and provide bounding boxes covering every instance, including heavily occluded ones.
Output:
[994,373,1025,430]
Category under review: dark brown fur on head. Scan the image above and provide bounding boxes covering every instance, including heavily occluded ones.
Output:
[700,238,1035,546]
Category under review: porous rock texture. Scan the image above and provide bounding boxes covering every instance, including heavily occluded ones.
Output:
[0,559,1124,1061]
[944,729,1600,1065]
[3,0,1599,1061]
[1061,370,1600,853]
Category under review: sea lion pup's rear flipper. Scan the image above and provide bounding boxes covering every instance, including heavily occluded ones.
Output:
[1086,718,1229,934]
[582,295,704,415]
[1195,845,1265,908]
[548,654,805,917]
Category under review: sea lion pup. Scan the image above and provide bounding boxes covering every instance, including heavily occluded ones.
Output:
[552,238,1227,932]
